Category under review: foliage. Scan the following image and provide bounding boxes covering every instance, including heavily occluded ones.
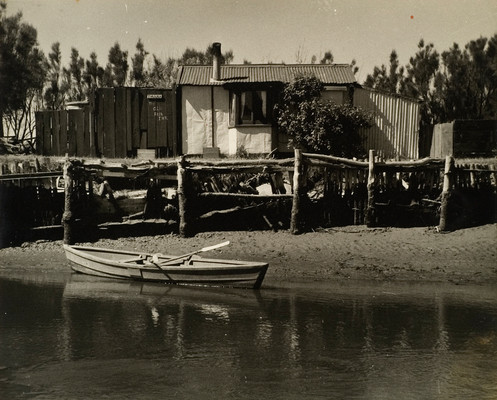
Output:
[43,42,65,109]
[235,145,250,159]
[320,51,334,64]
[441,36,497,120]
[128,42,234,88]
[364,50,404,93]
[102,42,129,87]
[83,52,104,95]
[63,47,85,101]
[130,38,148,87]
[0,1,46,139]
[275,75,373,157]
[365,35,497,126]
[402,40,441,126]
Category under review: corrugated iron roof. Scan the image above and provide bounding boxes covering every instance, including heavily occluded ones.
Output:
[176,64,357,86]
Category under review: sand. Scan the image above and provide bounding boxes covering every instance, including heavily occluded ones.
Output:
[1,223,496,286]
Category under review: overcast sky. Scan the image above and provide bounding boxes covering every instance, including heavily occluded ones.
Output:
[6,0,497,82]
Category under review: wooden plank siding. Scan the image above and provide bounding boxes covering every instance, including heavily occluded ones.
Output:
[67,110,75,156]
[42,111,52,156]
[75,109,85,156]
[354,87,420,160]
[102,87,116,158]
[114,87,127,158]
[52,111,61,156]
[35,87,175,158]
[126,90,133,152]
[146,96,157,148]
[59,110,68,155]
[131,89,141,148]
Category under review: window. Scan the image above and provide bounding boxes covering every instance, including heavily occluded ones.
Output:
[229,90,270,126]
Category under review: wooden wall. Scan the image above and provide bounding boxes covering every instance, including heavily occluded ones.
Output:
[354,87,420,160]
[35,88,175,158]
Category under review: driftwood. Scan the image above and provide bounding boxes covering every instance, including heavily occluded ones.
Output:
[438,155,454,232]
[303,153,367,168]
[198,192,292,200]
[290,148,306,234]
[177,156,191,237]
[365,150,376,227]
[376,157,445,171]
[62,160,74,245]
[198,203,280,231]
[188,158,294,167]
[187,165,292,174]
[198,205,256,220]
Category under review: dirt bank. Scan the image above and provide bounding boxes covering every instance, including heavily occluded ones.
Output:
[1,223,496,286]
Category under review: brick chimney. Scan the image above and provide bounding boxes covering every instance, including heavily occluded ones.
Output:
[211,42,221,81]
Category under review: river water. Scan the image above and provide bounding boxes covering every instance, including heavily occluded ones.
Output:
[1,268,496,399]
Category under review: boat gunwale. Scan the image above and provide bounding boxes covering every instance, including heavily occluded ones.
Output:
[63,244,269,272]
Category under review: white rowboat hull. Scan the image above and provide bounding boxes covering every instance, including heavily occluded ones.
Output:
[64,244,268,289]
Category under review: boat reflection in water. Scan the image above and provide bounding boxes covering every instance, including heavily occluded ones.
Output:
[1,274,496,399]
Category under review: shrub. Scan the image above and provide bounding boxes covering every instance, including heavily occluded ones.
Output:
[275,75,373,157]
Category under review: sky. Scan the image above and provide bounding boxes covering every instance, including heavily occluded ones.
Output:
[5,0,497,82]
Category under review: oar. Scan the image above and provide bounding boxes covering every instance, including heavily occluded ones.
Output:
[151,241,230,266]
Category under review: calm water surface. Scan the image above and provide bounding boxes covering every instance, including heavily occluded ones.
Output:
[1,267,496,399]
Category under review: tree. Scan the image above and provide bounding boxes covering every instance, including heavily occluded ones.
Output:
[401,40,440,126]
[178,44,234,66]
[275,75,373,157]
[365,35,497,132]
[320,51,334,64]
[0,1,46,140]
[179,47,207,65]
[364,50,404,94]
[83,51,104,96]
[350,59,359,75]
[102,42,129,86]
[63,47,85,101]
[43,42,65,110]
[441,35,497,120]
[145,55,177,88]
[130,38,148,86]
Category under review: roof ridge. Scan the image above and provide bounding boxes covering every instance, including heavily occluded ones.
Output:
[179,63,352,68]
[177,64,357,85]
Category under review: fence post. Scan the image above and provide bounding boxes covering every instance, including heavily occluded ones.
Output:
[365,149,376,227]
[439,155,454,232]
[62,159,75,245]
[177,155,192,237]
[290,148,305,234]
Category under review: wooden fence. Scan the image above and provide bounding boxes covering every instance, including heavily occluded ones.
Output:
[35,88,175,158]
[59,151,495,244]
[290,150,497,234]
[0,158,64,247]
[2,150,495,247]
[176,156,294,237]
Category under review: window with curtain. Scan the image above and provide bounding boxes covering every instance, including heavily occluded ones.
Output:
[229,90,270,126]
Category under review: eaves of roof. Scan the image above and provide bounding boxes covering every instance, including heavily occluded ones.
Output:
[176,64,357,86]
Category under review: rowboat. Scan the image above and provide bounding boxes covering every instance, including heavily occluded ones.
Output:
[63,243,268,289]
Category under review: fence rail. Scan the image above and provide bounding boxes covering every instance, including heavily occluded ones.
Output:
[291,150,496,234]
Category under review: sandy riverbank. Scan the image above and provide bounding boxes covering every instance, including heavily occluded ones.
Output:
[1,223,496,286]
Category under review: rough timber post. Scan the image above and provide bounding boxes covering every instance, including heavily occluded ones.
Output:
[365,150,376,227]
[439,155,454,232]
[177,155,192,237]
[62,159,75,245]
[290,148,305,234]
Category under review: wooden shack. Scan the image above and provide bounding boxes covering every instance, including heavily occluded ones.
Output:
[430,120,497,158]
[35,87,176,159]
